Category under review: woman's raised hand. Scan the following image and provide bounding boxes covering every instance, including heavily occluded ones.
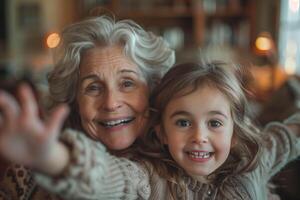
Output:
[0,84,70,174]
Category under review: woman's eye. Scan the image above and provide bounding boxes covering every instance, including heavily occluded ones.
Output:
[87,85,101,91]
[121,79,135,89]
[85,84,103,95]
[175,119,191,127]
[208,120,222,128]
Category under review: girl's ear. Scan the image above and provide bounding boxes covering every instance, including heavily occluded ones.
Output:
[230,134,237,148]
[154,125,167,144]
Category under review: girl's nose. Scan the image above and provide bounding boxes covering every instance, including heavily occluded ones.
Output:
[192,127,208,144]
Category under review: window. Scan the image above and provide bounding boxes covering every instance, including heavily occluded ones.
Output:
[279,0,300,74]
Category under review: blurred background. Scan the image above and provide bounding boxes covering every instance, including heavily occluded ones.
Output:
[0,0,299,101]
[0,0,300,199]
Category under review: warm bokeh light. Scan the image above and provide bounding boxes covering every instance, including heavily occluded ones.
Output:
[46,33,60,48]
[289,0,300,13]
[248,65,288,101]
[255,36,272,51]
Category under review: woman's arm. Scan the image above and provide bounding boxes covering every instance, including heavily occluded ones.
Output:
[0,84,151,199]
[34,128,151,200]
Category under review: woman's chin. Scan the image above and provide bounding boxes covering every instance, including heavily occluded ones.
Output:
[85,126,140,150]
[105,138,135,151]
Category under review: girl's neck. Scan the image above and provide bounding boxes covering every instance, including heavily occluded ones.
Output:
[188,173,215,184]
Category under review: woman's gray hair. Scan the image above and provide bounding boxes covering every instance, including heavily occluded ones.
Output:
[48,15,175,105]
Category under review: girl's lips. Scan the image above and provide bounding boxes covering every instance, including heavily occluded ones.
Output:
[186,151,214,162]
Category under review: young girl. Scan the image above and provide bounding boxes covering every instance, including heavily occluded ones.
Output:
[137,61,300,199]
[0,61,299,199]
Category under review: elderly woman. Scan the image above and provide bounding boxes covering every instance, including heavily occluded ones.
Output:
[0,15,174,199]
[49,15,174,151]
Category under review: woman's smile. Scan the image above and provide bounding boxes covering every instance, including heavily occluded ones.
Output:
[95,117,135,128]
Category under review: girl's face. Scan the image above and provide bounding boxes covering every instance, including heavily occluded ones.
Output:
[160,84,235,180]
[76,45,149,150]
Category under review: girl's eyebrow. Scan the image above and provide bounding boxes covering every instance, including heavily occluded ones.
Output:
[169,110,191,118]
[208,110,229,119]
[169,110,229,119]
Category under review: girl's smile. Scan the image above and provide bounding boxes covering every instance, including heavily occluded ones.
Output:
[186,150,213,162]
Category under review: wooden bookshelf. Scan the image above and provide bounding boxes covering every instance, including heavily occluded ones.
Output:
[79,0,256,50]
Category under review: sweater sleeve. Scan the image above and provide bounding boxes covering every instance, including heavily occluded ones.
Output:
[34,129,151,200]
[260,112,300,178]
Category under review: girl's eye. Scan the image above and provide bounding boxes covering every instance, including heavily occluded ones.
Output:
[208,120,223,128]
[175,119,192,127]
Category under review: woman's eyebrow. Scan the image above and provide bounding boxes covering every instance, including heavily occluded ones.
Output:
[79,68,141,84]
[80,74,99,83]
[118,69,140,76]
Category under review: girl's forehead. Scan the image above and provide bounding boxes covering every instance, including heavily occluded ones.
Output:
[171,82,215,98]
[167,85,230,107]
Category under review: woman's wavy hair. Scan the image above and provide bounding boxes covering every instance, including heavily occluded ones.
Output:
[137,61,263,199]
[48,15,175,130]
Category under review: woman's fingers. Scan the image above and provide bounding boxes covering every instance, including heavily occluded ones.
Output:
[0,90,20,132]
[45,104,69,140]
[16,83,45,136]
[18,83,39,119]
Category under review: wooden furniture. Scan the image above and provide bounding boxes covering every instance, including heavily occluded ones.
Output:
[82,0,256,50]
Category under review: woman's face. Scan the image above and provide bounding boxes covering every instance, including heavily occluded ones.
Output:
[76,45,149,150]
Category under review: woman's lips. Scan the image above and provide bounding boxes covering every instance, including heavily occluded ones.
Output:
[96,117,135,128]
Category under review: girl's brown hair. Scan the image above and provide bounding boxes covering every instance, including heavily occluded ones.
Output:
[137,61,263,199]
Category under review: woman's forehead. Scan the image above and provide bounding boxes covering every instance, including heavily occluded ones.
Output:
[79,46,141,75]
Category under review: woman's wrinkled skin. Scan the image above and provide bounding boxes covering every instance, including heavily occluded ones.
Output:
[76,45,149,150]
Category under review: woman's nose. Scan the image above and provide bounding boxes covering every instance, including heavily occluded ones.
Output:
[192,127,208,144]
[102,90,122,112]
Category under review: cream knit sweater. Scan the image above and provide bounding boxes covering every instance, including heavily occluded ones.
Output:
[33,114,300,200]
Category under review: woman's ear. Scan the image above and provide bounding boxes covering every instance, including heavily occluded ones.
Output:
[154,125,167,144]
